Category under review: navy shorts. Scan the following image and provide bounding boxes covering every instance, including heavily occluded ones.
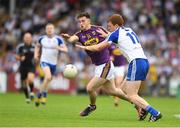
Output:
[126,58,149,81]
[40,62,56,75]
[19,67,35,80]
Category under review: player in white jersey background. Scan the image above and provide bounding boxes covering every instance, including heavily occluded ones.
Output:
[76,14,162,122]
[34,23,68,107]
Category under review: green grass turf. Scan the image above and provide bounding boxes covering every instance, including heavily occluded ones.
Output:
[0,93,180,127]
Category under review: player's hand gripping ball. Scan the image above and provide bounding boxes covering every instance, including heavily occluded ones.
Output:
[63,64,78,79]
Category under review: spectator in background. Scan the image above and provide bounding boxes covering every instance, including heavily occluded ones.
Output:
[158,71,169,96]
[169,71,180,97]
[147,62,158,96]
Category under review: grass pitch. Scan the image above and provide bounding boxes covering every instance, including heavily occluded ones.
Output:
[0,93,180,127]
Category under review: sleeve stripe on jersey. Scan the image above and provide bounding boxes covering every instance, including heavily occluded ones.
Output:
[99,26,109,34]
[16,43,24,54]
[56,37,63,45]
[107,28,119,44]
[38,37,44,44]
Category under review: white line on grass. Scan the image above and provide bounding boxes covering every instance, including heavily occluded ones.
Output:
[174,114,180,118]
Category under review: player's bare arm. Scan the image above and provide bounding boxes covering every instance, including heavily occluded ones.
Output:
[34,43,41,63]
[76,41,110,52]
[61,34,79,44]
[55,44,68,53]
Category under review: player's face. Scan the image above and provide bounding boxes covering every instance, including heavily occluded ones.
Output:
[46,24,55,36]
[107,22,117,32]
[23,33,32,45]
[78,17,91,30]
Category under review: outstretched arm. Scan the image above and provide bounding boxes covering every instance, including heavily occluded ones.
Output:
[76,41,110,52]
[61,33,79,44]
[78,30,117,52]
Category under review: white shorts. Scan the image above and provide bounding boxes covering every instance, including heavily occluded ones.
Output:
[94,61,114,80]
[114,66,126,77]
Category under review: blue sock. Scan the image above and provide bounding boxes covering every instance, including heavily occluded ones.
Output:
[42,91,47,98]
[37,92,41,98]
[146,105,159,116]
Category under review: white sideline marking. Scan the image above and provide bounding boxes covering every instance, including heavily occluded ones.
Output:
[174,114,180,118]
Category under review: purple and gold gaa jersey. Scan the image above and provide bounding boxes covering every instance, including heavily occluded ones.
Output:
[109,44,126,66]
[76,25,110,65]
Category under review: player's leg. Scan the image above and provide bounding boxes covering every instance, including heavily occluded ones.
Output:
[80,61,115,116]
[102,78,143,119]
[103,79,129,102]
[124,59,162,122]
[114,74,125,106]
[21,80,30,103]
[41,66,52,91]
[123,81,149,108]
[80,76,107,116]
[20,68,30,103]
[40,66,52,104]
[122,80,148,120]
[88,61,113,105]
[27,72,35,101]
[35,63,53,106]
[124,80,162,121]
[101,77,143,119]
[87,77,107,104]
[110,65,125,106]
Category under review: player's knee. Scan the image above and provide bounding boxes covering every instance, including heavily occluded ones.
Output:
[45,75,52,81]
[28,77,34,83]
[86,86,94,93]
[86,87,92,93]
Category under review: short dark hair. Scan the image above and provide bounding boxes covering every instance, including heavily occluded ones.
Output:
[77,12,91,19]
[108,14,124,26]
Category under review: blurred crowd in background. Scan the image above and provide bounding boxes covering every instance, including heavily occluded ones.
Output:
[0,0,179,97]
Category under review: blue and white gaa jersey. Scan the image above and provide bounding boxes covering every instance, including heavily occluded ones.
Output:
[38,35,65,65]
[106,27,147,62]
